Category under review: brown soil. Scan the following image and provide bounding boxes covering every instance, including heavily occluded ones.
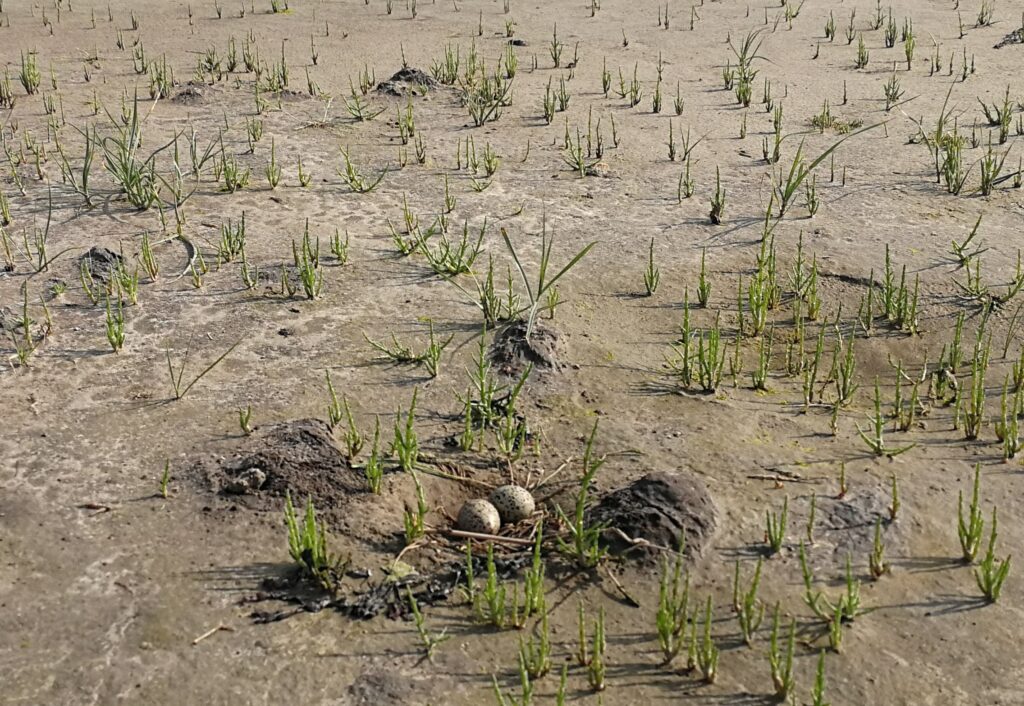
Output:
[2,1,1024,705]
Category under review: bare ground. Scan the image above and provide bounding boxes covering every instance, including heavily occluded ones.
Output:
[2,0,1024,704]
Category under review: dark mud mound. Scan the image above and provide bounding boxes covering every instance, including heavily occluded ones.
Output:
[198,419,482,555]
[491,320,564,376]
[172,86,206,105]
[588,471,717,563]
[376,67,439,96]
[79,247,123,283]
[206,418,364,504]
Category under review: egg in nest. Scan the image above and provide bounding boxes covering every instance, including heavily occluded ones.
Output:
[488,485,536,524]
[457,499,501,534]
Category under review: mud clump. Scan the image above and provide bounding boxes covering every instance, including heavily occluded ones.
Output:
[223,467,267,495]
[376,67,439,96]
[172,85,206,105]
[491,320,564,376]
[197,418,481,555]
[207,419,364,505]
[79,247,123,283]
[588,471,717,563]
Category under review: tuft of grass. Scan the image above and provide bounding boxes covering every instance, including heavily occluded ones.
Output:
[165,335,241,400]
[100,92,166,210]
[500,221,595,339]
[774,123,880,217]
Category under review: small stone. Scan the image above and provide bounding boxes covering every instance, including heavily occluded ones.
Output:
[488,485,535,524]
[223,467,267,495]
[457,499,501,534]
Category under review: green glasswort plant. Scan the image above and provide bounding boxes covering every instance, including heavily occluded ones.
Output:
[799,544,862,632]
[587,606,607,691]
[159,460,171,499]
[364,417,383,493]
[958,464,985,562]
[869,518,889,579]
[19,51,41,94]
[519,609,552,679]
[858,378,915,456]
[556,420,607,568]
[810,650,829,706]
[655,537,690,664]
[284,493,344,592]
[768,604,795,698]
[695,596,719,683]
[975,508,1011,603]
[643,238,660,296]
[338,147,387,193]
[392,388,420,473]
[104,294,126,352]
[408,588,450,661]
[709,166,726,224]
[402,470,428,544]
[765,496,788,555]
[238,405,254,435]
[295,221,323,300]
[365,322,453,378]
[733,558,764,645]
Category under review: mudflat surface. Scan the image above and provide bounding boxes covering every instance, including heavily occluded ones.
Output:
[2,1,1024,704]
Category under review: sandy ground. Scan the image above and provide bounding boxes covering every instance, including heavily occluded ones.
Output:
[2,0,1024,704]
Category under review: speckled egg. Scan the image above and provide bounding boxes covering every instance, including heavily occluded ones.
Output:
[457,499,501,534]
[488,485,536,524]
